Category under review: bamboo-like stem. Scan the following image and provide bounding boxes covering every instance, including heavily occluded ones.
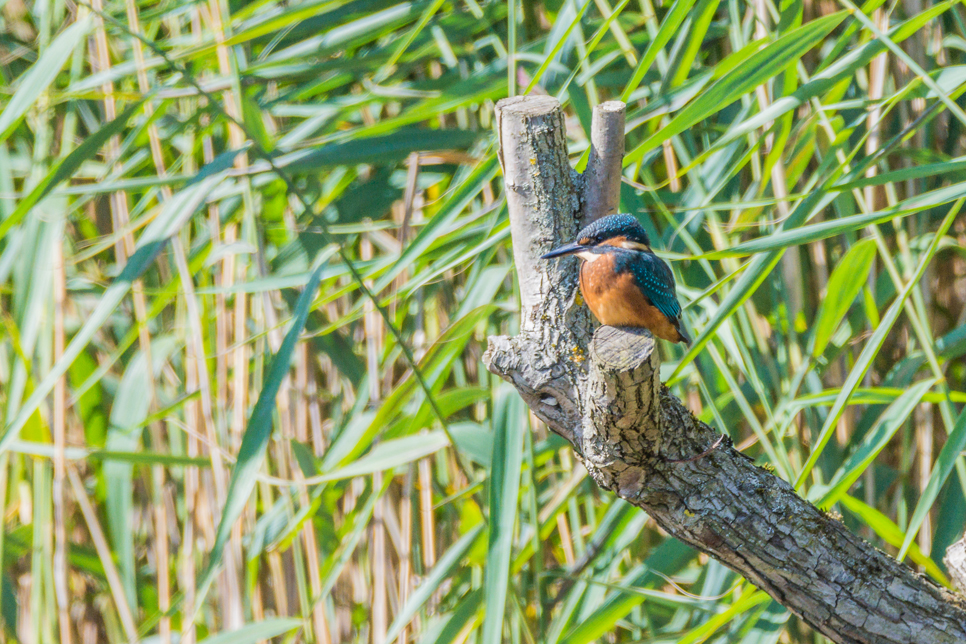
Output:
[91,3,171,635]
[188,6,231,618]
[124,11,175,635]
[67,468,138,642]
[296,343,332,644]
[418,459,435,572]
[753,0,803,328]
[362,234,388,644]
[395,469,413,644]
[202,0,249,625]
[172,235,230,636]
[52,242,71,644]
[181,341,199,644]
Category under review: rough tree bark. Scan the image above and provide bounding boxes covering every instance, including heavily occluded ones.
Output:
[484,96,966,644]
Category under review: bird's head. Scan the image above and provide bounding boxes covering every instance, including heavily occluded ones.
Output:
[541,214,651,260]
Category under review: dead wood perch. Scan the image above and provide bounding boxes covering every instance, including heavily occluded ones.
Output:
[484,95,966,644]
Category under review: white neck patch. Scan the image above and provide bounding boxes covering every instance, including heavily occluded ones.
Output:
[619,240,650,251]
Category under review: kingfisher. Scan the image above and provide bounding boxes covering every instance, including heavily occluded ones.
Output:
[541,214,691,345]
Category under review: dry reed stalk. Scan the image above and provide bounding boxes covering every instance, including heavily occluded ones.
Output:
[91,2,171,632]
[186,8,235,621]
[88,0,125,263]
[372,471,388,644]
[181,343,200,644]
[126,3,177,628]
[52,241,71,644]
[295,343,332,644]
[418,459,435,571]
[188,44,233,631]
[753,0,804,329]
[247,285,289,620]
[396,469,414,644]
[361,233,388,643]
[0,451,8,638]
[896,0,937,559]
[198,0,249,623]
[172,234,221,640]
[555,514,575,567]
[67,468,137,641]
[662,140,681,193]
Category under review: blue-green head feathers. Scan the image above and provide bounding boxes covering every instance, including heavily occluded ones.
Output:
[575,214,650,247]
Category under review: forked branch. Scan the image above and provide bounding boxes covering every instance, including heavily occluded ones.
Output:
[484,96,966,644]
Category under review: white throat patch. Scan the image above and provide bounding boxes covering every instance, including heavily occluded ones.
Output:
[619,240,650,251]
[576,251,601,262]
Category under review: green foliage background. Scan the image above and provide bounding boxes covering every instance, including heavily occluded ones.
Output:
[1,0,965,642]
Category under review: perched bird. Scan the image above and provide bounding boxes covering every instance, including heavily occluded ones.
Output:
[541,214,691,345]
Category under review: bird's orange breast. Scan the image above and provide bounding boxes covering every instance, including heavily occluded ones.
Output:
[580,256,680,341]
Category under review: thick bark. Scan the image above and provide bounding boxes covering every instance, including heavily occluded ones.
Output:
[484,96,966,644]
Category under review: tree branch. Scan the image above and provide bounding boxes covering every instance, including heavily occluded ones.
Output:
[581,100,626,228]
[484,95,966,644]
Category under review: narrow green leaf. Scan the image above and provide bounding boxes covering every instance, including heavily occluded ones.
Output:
[708,180,966,259]
[318,475,392,599]
[812,238,877,356]
[307,431,450,483]
[194,253,327,611]
[104,351,152,612]
[790,387,966,409]
[833,155,966,191]
[625,11,847,163]
[196,618,302,644]
[900,405,966,560]
[840,495,947,583]
[0,99,146,240]
[328,304,496,470]
[384,524,485,643]
[817,378,936,509]
[563,539,697,644]
[665,0,720,89]
[428,589,484,644]
[98,334,178,614]
[0,15,92,144]
[619,0,698,102]
[796,201,962,489]
[373,154,499,293]
[739,600,790,644]
[695,1,955,158]
[381,0,447,73]
[677,588,770,644]
[0,152,238,454]
[274,128,480,170]
[524,0,593,94]
[671,189,836,379]
[481,386,526,644]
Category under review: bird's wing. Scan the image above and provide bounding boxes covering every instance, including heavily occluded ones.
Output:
[630,253,682,322]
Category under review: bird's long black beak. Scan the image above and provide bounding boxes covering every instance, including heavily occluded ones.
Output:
[540,242,586,259]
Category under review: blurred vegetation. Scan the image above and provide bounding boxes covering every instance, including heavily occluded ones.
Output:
[1,0,966,642]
